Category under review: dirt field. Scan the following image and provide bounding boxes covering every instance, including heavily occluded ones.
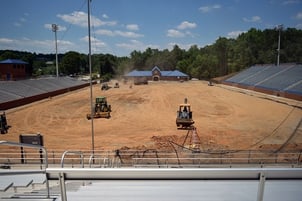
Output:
[2,80,302,152]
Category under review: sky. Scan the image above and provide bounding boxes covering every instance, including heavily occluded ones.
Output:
[0,0,301,57]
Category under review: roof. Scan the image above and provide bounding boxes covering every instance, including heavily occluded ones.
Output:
[0,59,28,64]
[125,66,188,77]
[125,70,151,77]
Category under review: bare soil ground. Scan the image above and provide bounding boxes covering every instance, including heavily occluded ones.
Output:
[2,80,302,152]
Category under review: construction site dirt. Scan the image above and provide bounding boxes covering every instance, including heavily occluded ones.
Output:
[1,80,302,153]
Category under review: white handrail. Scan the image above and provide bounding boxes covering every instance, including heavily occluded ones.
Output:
[46,167,302,201]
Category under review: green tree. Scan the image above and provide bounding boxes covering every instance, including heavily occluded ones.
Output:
[61,51,81,75]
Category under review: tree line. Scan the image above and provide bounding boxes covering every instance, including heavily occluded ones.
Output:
[1,27,301,80]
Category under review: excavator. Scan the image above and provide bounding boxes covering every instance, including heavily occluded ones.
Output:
[176,98,194,129]
[87,96,111,119]
[0,111,9,134]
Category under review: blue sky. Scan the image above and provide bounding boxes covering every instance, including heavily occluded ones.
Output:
[0,0,301,57]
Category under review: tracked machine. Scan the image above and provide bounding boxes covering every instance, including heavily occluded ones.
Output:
[176,98,194,129]
[87,96,111,119]
[0,111,9,134]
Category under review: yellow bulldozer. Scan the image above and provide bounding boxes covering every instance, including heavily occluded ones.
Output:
[87,96,111,119]
[176,98,194,129]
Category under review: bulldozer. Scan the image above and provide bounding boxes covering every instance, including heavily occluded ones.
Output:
[176,98,194,129]
[0,111,9,134]
[87,96,111,119]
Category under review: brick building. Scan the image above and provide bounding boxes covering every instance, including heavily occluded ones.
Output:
[0,59,28,80]
[124,66,189,82]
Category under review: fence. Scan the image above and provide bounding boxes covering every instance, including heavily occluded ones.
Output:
[0,145,301,168]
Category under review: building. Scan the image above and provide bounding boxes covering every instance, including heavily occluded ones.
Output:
[124,66,189,83]
[0,59,28,80]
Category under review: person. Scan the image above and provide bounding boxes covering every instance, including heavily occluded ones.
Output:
[182,106,188,118]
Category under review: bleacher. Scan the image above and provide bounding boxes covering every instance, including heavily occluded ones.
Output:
[0,77,89,109]
[224,64,302,99]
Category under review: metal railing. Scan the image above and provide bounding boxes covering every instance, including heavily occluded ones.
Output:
[46,167,302,201]
[60,151,84,168]
[0,140,50,198]
[1,148,302,168]
[1,141,302,201]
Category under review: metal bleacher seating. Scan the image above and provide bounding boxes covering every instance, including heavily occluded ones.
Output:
[224,64,302,96]
[226,65,262,84]
[0,77,88,105]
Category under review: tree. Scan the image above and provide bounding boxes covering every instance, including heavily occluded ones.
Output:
[214,37,230,76]
[61,51,81,75]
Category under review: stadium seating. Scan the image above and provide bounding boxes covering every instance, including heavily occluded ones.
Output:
[0,77,88,108]
[224,64,302,99]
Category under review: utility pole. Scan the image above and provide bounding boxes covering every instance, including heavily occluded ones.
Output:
[276,24,283,66]
[52,24,59,77]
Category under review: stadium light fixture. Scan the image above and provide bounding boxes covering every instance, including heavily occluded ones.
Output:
[52,24,59,77]
[275,24,283,66]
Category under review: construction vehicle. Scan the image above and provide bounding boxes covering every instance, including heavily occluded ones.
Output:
[87,96,111,119]
[0,111,9,134]
[114,82,119,88]
[101,83,109,90]
[176,98,194,129]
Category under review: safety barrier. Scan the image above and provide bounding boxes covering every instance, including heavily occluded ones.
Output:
[46,167,302,201]
[1,148,301,168]
[1,141,302,201]
[0,140,50,198]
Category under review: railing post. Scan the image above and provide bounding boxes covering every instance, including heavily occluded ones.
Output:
[257,172,265,201]
[59,172,67,201]
[60,151,84,168]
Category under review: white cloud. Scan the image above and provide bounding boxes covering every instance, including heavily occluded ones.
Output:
[177,21,197,30]
[126,24,139,31]
[0,38,14,43]
[296,23,302,29]
[95,29,143,38]
[14,13,29,27]
[14,22,21,27]
[57,11,116,28]
[95,29,115,36]
[102,14,109,19]
[0,37,75,53]
[167,29,185,37]
[227,30,246,38]
[80,36,107,50]
[199,4,221,13]
[115,30,143,38]
[20,17,26,22]
[296,11,302,20]
[116,39,159,51]
[243,16,262,22]
[116,39,144,50]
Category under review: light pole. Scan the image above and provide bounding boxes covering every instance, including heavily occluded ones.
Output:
[52,24,59,77]
[276,24,283,66]
[87,0,95,157]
